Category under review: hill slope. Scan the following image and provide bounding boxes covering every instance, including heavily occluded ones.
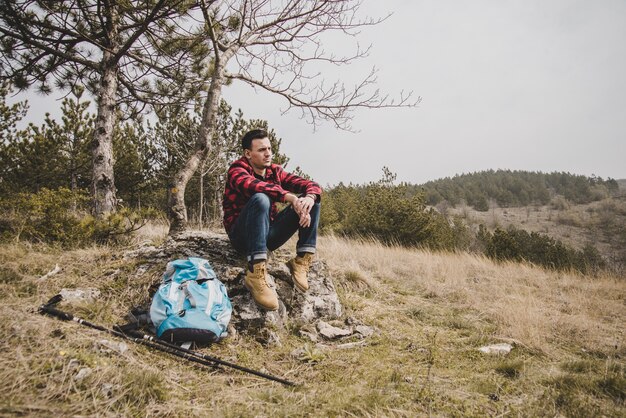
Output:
[447,196,626,272]
[0,232,624,416]
[417,170,621,210]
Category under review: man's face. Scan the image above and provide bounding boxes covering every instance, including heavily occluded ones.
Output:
[245,137,272,172]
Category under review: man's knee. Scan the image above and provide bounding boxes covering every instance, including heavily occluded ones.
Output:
[248,193,271,210]
[310,200,321,215]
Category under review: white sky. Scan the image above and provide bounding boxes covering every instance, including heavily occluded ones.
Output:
[15,0,626,187]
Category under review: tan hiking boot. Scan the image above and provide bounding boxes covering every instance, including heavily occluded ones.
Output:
[244,261,279,311]
[287,253,314,292]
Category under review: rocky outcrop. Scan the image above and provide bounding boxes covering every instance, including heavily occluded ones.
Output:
[125,231,343,339]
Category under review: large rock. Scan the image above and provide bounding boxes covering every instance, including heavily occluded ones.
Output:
[125,231,343,337]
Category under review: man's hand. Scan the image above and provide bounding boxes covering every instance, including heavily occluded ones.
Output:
[296,195,315,216]
[286,193,315,227]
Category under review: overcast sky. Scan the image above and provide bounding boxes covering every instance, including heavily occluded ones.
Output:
[15,0,626,187]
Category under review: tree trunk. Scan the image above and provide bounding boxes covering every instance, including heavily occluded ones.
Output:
[199,159,204,230]
[214,183,222,224]
[168,60,231,235]
[70,128,80,212]
[92,1,120,218]
[92,54,119,217]
[70,163,78,212]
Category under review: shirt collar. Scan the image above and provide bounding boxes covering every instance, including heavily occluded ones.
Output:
[238,156,274,178]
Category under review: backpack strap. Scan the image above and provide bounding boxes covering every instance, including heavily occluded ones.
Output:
[175,284,185,316]
[175,282,197,317]
[182,282,197,308]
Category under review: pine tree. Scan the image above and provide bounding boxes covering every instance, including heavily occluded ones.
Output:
[0,1,197,216]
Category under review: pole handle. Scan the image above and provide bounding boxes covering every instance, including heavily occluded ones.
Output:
[39,304,73,321]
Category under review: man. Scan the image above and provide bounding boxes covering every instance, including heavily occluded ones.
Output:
[223,129,322,311]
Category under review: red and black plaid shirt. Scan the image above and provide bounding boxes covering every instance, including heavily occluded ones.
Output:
[222,156,322,233]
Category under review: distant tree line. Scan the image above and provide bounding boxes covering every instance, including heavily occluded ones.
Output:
[414,170,620,211]
[319,168,609,275]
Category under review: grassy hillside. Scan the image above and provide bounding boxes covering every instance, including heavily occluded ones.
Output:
[0,228,624,417]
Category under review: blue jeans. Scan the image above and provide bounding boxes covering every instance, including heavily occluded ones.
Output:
[228,193,320,262]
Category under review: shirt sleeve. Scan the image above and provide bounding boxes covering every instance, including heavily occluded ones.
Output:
[228,165,290,201]
[278,167,323,200]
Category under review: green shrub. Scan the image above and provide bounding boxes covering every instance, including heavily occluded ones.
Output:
[550,196,570,210]
[320,170,463,250]
[0,187,89,245]
[0,188,161,247]
[480,225,606,274]
[80,207,161,244]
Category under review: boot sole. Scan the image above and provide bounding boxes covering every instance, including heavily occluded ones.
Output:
[243,280,279,311]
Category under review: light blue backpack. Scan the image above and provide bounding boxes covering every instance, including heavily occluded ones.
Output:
[150,257,232,344]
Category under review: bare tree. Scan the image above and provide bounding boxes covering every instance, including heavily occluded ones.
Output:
[0,0,198,217]
[168,0,418,234]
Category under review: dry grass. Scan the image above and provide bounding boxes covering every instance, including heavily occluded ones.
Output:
[318,235,625,357]
[0,231,624,416]
[131,220,170,246]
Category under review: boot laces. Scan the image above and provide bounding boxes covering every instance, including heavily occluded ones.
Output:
[254,264,269,288]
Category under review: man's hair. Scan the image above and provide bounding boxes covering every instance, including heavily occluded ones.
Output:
[241,129,268,150]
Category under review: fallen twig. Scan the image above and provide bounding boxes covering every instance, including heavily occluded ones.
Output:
[39,264,61,280]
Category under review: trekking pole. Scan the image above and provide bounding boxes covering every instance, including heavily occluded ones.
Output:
[112,325,295,386]
[38,296,296,386]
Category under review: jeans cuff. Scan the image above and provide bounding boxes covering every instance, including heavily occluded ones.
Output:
[296,246,316,254]
[247,252,267,262]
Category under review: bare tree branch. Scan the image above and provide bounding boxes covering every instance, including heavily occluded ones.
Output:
[167,0,419,233]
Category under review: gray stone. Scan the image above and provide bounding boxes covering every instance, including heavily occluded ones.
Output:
[67,358,80,370]
[226,323,238,340]
[290,347,307,359]
[256,329,282,347]
[478,343,513,355]
[345,316,363,326]
[95,339,129,355]
[336,340,368,349]
[60,288,101,303]
[231,293,288,331]
[317,320,353,340]
[221,267,241,283]
[298,330,318,343]
[268,258,342,323]
[100,383,115,398]
[355,325,375,338]
[74,367,93,382]
[135,264,150,275]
